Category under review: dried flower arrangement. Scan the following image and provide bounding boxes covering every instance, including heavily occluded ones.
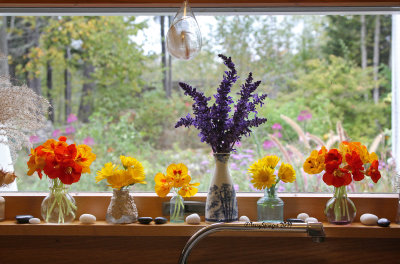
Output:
[0,76,50,161]
[0,168,17,187]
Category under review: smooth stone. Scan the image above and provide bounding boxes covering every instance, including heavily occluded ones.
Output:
[15,215,33,224]
[377,218,391,227]
[186,213,200,225]
[154,217,167,224]
[297,213,309,221]
[79,214,96,224]
[138,217,153,224]
[29,218,41,224]
[305,217,318,223]
[360,213,378,226]
[286,218,305,223]
[239,215,250,222]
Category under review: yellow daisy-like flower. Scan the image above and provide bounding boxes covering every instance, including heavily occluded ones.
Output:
[249,161,276,190]
[278,163,296,183]
[179,182,200,197]
[96,162,116,182]
[96,156,146,189]
[75,145,96,174]
[166,163,190,188]
[260,155,280,169]
[154,172,173,197]
[120,155,140,168]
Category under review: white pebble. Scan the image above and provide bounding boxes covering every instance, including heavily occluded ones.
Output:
[239,216,250,222]
[186,213,200,225]
[79,214,96,224]
[29,218,41,224]
[297,213,309,221]
[360,213,378,226]
[305,217,318,223]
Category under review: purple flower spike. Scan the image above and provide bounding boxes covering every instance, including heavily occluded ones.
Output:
[175,55,268,153]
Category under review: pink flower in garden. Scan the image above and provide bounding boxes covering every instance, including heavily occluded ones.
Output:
[272,123,282,130]
[83,136,95,146]
[29,135,40,144]
[297,110,312,122]
[65,126,76,134]
[67,113,78,123]
[263,140,275,149]
[234,184,239,192]
[273,131,282,138]
[52,129,61,138]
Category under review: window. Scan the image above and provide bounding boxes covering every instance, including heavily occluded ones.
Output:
[0,11,397,193]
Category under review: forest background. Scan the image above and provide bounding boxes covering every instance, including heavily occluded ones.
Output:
[0,14,394,193]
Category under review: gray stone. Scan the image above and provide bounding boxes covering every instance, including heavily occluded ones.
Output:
[29,218,41,224]
[360,213,378,226]
[154,217,167,224]
[239,216,250,222]
[377,218,391,227]
[297,213,309,221]
[138,217,153,224]
[186,213,200,225]
[79,214,96,224]
[15,215,33,224]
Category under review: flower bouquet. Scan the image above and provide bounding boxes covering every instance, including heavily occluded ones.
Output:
[303,141,381,224]
[155,163,199,223]
[175,54,267,222]
[27,136,96,223]
[96,156,146,224]
[249,155,296,222]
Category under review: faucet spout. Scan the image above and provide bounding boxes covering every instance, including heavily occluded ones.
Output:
[178,221,325,264]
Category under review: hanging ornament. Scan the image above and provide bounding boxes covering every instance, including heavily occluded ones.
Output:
[166,0,202,60]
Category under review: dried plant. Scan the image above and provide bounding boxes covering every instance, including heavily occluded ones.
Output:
[0,76,50,161]
[336,121,349,143]
[0,168,17,187]
[369,133,384,153]
[280,114,310,148]
[307,133,325,147]
[269,134,293,164]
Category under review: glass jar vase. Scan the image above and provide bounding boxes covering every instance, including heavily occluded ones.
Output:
[106,188,138,224]
[170,192,185,223]
[257,186,284,223]
[325,186,356,225]
[41,178,76,224]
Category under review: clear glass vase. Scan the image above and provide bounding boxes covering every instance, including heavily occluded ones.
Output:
[41,178,76,224]
[205,153,238,222]
[257,186,284,223]
[170,192,185,223]
[325,186,356,225]
[106,188,138,224]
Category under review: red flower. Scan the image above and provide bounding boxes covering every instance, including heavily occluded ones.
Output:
[345,151,365,181]
[325,149,342,173]
[366,160,381,183]
[323,168,352,187]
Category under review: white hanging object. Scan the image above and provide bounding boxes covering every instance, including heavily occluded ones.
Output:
[166,0,202,60]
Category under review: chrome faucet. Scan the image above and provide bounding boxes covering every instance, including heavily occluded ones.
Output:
[178,221,325,264]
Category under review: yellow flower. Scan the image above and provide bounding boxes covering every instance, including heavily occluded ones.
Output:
[75,145,96,174]
[249,160,276,190]
[179,182,200,197]
[96,157,146,189]
[154,172,173,197]
[303,147,326,174]
[260,155,280,169]
[278,163,296,183]
[120,155,140,168]
[166,163,190,188]
[96,162,116,182]
[106,169,132,190]
[339,142,370,164]
[369,152,378,163]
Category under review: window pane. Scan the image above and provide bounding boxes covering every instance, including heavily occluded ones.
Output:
[0,14,394,192]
